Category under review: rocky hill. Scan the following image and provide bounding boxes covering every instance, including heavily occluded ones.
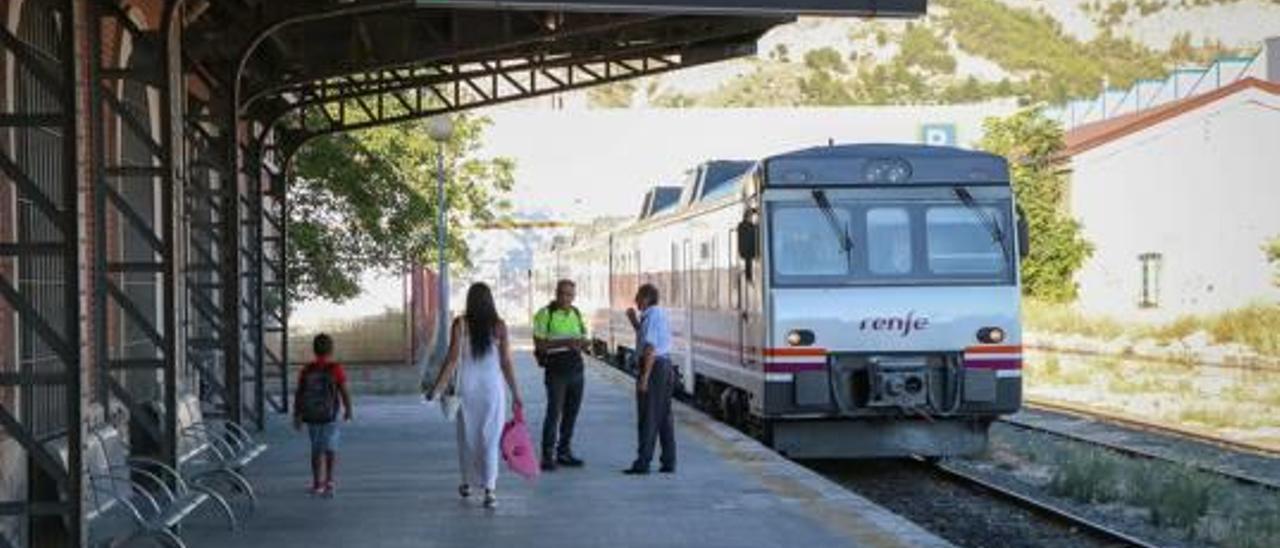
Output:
[574,0,1280,108]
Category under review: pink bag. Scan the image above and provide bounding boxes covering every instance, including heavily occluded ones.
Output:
[501,403,539,482]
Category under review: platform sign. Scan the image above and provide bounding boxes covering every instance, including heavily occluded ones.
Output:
[919,123,956,147]
[415,0,926,16]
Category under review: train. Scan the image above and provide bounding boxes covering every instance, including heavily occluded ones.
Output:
[533,144,1027,458]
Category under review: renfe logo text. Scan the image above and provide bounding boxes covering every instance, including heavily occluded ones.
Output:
[859,311,929,336]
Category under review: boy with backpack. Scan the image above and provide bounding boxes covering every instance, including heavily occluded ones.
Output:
[293,333,353,497]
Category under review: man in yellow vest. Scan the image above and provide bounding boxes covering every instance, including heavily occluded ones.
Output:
[532,279,588,471]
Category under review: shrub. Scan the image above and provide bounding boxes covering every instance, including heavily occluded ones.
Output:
[1049,447,1125,503]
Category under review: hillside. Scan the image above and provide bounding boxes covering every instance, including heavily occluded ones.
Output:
[576,0,1280,108]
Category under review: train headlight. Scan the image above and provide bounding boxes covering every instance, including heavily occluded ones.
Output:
[786,329,815,347]
[863,157,912,184]
[977,327,1006,344]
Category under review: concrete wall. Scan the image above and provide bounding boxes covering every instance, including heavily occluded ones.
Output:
[1069,86,1280,319]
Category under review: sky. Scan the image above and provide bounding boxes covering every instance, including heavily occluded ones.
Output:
[291,100,1018,327]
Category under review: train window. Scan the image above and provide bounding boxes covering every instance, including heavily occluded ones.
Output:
[772,206,851,276]
[670,244,680,307]
[866,208,912,275]
[925,207,1008,275]
[710,237,720,310]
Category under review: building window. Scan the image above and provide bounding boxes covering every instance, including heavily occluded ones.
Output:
[1139,253,1163,308]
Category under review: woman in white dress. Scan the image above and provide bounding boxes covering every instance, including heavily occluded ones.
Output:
[429,282,523,508]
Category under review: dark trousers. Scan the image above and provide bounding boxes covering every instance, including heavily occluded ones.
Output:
[542,352,585,459]
[633,357,676,470]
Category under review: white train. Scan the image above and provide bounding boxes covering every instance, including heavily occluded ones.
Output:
[534,144,1026,458]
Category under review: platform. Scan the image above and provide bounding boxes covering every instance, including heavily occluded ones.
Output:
[182,346,950,548]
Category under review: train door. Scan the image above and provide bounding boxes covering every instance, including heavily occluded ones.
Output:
[681,239,695,394]
[730,228,744,366]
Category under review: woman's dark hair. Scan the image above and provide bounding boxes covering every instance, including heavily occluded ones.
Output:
[313,333,334,357]
[465,282,501,359]
[636,283,660,308]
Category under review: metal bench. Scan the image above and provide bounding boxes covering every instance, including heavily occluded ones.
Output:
[173,397,261,512]
[178,395,268,470]
[83,426,237,548]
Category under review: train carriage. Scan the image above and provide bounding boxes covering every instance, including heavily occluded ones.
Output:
[534,144,1026,458]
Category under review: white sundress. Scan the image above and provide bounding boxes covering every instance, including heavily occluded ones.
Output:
[455,322,507,491]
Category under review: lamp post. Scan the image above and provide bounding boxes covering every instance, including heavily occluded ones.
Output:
[427,115,454,367]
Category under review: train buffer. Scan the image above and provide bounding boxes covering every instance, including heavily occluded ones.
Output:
[182,347,951,548]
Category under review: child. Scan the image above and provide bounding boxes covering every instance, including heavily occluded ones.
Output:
[293,333,353,497]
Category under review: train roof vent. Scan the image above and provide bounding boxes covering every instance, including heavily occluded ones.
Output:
[638,186,683,220]
[698,160,754,201]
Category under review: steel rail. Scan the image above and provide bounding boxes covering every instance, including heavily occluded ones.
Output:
[1025,398,1280,459]
[924,459,1163,548]
[1001,410,1280,492]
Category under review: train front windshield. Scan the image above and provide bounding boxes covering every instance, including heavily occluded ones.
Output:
[768,195,1015,286]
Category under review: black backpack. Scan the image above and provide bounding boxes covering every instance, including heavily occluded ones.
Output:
[299,362,338,423]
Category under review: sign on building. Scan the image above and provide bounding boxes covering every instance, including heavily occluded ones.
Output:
[920,123,957,146]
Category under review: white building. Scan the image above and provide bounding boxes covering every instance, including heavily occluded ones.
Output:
[1063,48,1280,319]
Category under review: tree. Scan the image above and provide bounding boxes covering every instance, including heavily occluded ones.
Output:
[979,109,1093,302]
[1266,236,1280,287]
[290,114,515,303]
[804,47,848,74]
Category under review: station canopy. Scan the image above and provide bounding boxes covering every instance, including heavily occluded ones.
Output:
[186,0,925,153]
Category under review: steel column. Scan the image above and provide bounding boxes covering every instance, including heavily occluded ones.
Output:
[0,0,83,545]
[221,83,243,426]
[88,0,182,469]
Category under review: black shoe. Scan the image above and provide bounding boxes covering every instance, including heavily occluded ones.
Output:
[622,466,649,475]
[541,459,557,472]
[659,465,676,474]
[556,453,584,467]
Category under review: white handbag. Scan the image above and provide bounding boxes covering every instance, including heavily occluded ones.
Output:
[438,322,464,421]
[439,381,461,422]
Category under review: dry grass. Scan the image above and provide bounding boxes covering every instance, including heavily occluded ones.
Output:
[1024,300,1280,358]
[1025,349,1280,448]
[290,309,407,364]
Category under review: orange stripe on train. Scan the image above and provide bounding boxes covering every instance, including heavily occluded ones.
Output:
[762,347,829,357]
[963,345,1022,354]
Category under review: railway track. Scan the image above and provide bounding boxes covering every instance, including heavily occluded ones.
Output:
[1024,398,1280,459]
[924,459,1161,548]
[595,355,1170,547]
[1005,402,1280,492]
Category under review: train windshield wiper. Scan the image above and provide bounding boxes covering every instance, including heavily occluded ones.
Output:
[811,189,853,256]
[952,186,1010,268]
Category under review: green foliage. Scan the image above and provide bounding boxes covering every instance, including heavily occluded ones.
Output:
[1203,304,1280,357]
[697,62,806,107]
[938,0,1171,103]
[1048,447,1125,503]
[634,0,1252,108]
[588,81,636,108]
[898,24,956,74]
[770,43,791,63]
[804,47,848,73]
[291,115,515,302]
[1265,235,1280,286]
[979,109,1092,302]
[1132,465,1219,532]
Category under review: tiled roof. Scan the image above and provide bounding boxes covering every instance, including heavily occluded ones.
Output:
[1062,77,1280,157]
